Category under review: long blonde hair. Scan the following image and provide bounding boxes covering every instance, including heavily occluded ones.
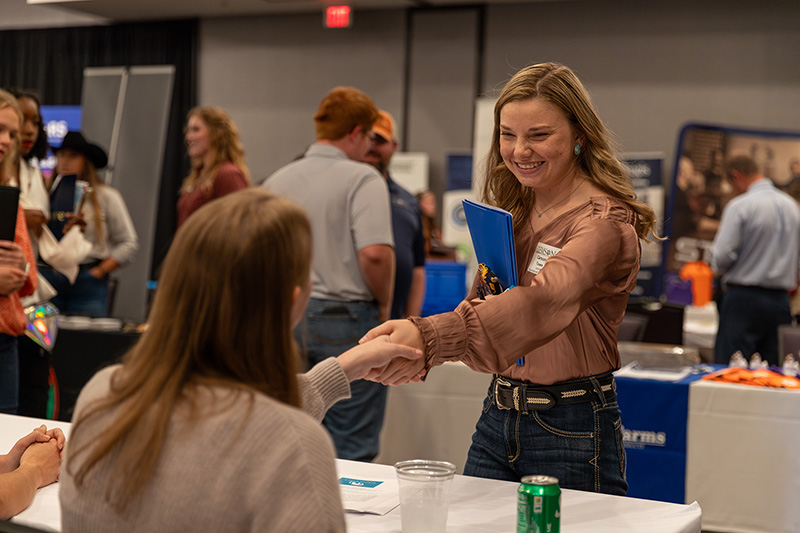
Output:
[67,189,312,511]
[482,63,659,242]
[0,90,21,184]
[180,106,251,194]
[80,161,106,243]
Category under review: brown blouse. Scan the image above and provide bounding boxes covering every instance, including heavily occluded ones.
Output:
[414,196,641,385]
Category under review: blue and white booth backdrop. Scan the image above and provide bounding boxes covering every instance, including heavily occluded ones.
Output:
[662,123,800,302]
[624,153,665,299]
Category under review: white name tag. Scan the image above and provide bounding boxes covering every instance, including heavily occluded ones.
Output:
[528,243,562,275]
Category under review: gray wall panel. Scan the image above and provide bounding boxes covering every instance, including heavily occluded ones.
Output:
[199,11,407,183]
[482,0,800,182]
[81,66,174,322]
[406,8,479,202]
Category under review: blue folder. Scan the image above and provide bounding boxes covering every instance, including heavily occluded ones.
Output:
[462,199,523,364]
[462,199,518,289]
[48,174,77,241]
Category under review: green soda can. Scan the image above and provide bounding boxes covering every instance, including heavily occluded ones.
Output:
[517,475,561,533]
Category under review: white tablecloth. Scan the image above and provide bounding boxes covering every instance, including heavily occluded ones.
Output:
[1,413,701,532]
[343,460,701,532]
[2,413,70,532]
[686,380,800,532]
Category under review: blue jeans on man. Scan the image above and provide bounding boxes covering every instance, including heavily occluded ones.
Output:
[297,298,386,462]
[714,285,792,366]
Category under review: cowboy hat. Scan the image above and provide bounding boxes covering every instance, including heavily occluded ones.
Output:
[55,131,108,169]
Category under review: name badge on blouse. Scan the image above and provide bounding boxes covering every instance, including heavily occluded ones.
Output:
[528,243,561,275]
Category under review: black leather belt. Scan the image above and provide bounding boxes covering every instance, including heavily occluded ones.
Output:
[491,374,616,413]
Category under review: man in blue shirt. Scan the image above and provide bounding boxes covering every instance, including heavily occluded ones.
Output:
[363,110,426,320]
[711,154,800,365]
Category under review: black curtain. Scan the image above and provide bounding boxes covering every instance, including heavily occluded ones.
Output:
[0,19,198,275]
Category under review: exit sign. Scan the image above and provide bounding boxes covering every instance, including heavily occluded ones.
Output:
[325,5,352,28]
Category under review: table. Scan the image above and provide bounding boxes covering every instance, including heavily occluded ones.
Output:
[686,380,800,533]
[343,460,701,532]
[615,369,710,504]
[51,328,140,421]
[2,413,701,533]
[682,303,718,362]
[375,361,489,473]
[2,413,71,532]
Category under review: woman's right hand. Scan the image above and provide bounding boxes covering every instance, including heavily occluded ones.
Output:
[0,241,25,270]
[0,266,25,296]
[359,320,428,385]
[337,335,423,382]
[63,212,87,233]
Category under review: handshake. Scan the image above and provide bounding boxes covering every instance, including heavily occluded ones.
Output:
[337,319,428,386]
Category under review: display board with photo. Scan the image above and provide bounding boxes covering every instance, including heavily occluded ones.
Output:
[663,124,800,279]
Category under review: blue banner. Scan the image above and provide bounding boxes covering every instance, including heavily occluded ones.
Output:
[624,154,665,298]
[39,105,82,178]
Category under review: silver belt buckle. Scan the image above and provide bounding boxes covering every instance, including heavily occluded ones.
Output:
[494,376,512,410]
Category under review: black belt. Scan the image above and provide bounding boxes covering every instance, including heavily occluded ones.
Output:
[725,283,788,293]
[491,374,616,413]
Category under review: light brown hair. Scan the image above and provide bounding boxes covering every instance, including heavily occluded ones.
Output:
[482,62,659,241]
[181,106,251,194]
[313,86,379,141]
[67,189,312,511]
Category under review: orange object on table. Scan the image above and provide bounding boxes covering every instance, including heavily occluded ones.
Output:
[680,260,714,306]
[702,367,800,389]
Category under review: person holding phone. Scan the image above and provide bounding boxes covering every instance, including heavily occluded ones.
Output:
[0,89,37,414]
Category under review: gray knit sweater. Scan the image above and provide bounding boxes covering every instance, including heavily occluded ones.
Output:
[60,358,351,532]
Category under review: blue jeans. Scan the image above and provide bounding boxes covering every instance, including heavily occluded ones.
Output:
[297,298,386,462]
[0,334,19,414]
[715,285,792,366]
[39,263,109,317]
[463,374,628,495]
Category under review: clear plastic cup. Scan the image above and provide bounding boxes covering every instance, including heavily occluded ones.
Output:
[394,459,457,533]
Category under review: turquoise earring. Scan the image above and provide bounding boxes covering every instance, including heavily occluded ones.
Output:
[574,143,581,156]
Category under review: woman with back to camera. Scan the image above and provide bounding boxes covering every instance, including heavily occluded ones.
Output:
[363,62,659,495]
[60,189,421,531]
[177,106,250,227]
[40,131,138,317]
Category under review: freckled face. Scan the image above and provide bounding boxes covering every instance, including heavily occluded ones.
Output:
[498,97,581,192]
